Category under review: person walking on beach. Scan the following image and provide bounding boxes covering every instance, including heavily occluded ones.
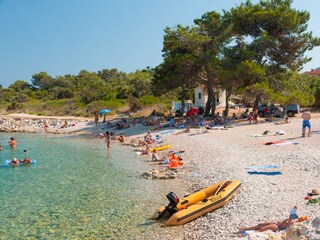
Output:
[94,112,99,126]
[9,137,17,148]
[105,131,111,148]
[302,111,311,137]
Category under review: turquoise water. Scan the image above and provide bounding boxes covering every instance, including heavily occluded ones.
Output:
[0,133,182,239]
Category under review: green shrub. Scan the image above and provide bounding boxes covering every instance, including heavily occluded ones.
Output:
[140,95,160,105]
[128,96,143,112]
[86,99,126,115]
[7,102,24,111]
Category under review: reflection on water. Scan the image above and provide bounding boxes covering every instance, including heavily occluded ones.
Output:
[0,133,183,239]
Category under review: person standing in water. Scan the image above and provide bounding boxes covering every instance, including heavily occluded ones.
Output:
[302,111,311,137]
[105,131,111,148]
[9,137,17,148]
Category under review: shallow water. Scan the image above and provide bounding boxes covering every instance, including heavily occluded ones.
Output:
[0,133,183,240]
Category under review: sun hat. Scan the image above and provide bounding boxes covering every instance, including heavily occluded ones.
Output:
[309,189,319,196]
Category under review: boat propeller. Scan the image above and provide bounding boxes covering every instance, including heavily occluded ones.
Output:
[156,192,179,220]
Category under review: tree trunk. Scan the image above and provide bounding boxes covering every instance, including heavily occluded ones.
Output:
[204,80,214,116]
[210,89,216,116]
[180,84,186,117]
[253,93,262,110]
[224,90,231,117]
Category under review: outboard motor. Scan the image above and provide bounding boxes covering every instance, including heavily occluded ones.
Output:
[156,192,180,220]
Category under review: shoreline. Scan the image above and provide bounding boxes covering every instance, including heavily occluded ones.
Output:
[2,113,320,239]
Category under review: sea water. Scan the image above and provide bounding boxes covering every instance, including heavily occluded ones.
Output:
[0,133,183,239]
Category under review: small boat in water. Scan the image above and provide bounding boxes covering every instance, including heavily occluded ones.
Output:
[151,180,241,226]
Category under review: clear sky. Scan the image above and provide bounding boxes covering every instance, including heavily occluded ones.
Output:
[0,0,319,87]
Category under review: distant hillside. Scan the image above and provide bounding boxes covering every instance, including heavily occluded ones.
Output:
[315,67,320,70]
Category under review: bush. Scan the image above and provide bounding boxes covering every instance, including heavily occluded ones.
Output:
[86,99,126,115]
[128,96,143,112]
[140,95,160,105]
[7,102,24,111]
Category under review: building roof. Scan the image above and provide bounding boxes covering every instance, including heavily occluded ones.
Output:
[304,69,320,76]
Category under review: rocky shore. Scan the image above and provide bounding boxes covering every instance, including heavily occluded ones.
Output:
[0,116,91,134]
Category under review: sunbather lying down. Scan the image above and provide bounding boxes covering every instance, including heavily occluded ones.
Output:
[238,215,309,236]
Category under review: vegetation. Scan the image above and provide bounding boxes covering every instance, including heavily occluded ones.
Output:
[1,0,320,117]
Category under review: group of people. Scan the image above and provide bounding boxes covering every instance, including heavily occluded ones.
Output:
[8,157,33,166]
[151,150,184,169]
[2,137,34,166]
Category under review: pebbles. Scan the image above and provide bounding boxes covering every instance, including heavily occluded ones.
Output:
[141,169,177,180]
[0,117,89,134]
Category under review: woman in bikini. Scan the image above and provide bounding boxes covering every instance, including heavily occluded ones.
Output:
[238,215,308,235]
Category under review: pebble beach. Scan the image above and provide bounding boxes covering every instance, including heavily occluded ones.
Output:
[2,113,320,239]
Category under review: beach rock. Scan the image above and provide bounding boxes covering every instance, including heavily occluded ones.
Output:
[141,169,177,180]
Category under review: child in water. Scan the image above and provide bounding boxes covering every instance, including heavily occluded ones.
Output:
[105,131,111,148]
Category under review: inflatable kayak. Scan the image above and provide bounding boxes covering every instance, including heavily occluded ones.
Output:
[5,160,37,166]
[150,144,171,152]
[152,180,241,226]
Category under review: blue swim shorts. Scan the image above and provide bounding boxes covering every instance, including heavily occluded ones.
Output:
[302,119,311,129]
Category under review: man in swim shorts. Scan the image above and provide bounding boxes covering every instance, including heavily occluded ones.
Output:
[302,111,311,137]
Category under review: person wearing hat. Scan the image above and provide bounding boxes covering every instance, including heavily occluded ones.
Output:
[308,189,319,196]
[8,137,17,148]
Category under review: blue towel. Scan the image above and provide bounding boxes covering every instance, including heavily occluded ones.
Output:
[246,165,278,169]
[248,171,282,176]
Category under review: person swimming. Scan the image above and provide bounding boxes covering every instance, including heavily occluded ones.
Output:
[9,158,20,165]
[21,157,32,163]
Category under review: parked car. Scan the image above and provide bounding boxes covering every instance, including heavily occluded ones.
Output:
[258,105,275,117]
[284,104,300,117]
[258,104,299,117]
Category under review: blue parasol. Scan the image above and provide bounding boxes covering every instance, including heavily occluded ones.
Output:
[99,109,112,115]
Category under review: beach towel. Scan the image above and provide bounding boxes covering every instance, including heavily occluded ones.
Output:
[248,171,282,176]
[251,130,285,137]
[208,126,228,130]
[251,134,263,137]
[246,165,278,170]
[271,141,299,146]
[160,130,176,135]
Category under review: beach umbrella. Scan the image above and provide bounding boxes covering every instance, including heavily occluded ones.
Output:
[99,109,112,115]
[99,109,112,123]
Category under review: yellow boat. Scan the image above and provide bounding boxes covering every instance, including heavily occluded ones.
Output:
[151,180,241,226]
[150,144,171,152]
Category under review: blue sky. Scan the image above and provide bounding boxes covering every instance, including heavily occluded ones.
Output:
[0,0,319,87]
